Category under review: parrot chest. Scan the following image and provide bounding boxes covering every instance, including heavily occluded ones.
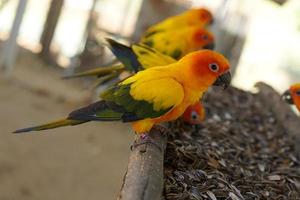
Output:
[131,88,203,133]
[152,88,203,123]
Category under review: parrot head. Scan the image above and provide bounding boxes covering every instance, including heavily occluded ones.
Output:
[282,83,300,111]
[192,28,215,50]
[183,50,231,90]
[182,102,205,125]
[188,8,214,26]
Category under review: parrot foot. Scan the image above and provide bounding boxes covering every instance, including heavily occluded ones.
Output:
[131,133,162,152]
[152,124,168,135]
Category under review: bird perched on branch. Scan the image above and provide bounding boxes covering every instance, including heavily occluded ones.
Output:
[282,83,300,112]
[66,39,211,125]
[14,43,230,134]
[63,9,215,125]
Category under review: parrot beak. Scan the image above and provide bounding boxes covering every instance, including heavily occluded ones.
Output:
[213,71,231,89]
[203,42,215,50]
[281,90,294,104]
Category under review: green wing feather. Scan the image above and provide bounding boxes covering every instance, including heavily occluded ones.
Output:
[101,83,173,120]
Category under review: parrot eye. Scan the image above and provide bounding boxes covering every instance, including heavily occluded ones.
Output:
[191,111,198,120]
[209,63,219,72]
[296,90,300,96]
[202,34,208,40]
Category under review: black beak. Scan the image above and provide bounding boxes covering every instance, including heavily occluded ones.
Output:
[281,90,294,104]
[203,42,215,50]
[213,71,231,89]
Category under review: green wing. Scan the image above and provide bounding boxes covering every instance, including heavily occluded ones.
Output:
[101,83,172,120]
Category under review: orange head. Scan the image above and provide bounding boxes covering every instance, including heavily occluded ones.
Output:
[179,50,231,90]
[182,102,205,125]
[191,27,215,50]
[184,8,213,27]
[282,83,300,112]
[194,8,214,26]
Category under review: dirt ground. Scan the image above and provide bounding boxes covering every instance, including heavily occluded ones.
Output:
[0,52,133,200]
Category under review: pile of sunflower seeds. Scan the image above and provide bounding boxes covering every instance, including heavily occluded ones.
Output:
[164,87,300,200]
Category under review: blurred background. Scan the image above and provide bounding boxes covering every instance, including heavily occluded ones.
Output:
[0,0,299,199]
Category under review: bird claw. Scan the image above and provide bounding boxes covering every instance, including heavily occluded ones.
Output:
[152,124,168,135]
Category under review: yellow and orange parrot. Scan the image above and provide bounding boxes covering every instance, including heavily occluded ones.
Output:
[182,102,205,125]
[143,8,213,38]
[282,83,300,112]
[14,45,230,134]
[67,39,211,124]
[140,26,215,59]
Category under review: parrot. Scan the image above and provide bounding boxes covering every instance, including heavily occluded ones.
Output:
[281,83,300,112]
[77,39,209,124]
[14,49,231,134]
[182,102,205,125]
[143,8,213,39]
[140,26,215,59]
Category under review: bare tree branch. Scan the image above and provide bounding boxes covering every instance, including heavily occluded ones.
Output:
[118,125,167,200]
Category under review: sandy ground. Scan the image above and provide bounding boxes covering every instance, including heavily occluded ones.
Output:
[0,52,133,200]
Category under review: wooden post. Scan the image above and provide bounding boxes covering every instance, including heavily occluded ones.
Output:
[39,0,64,60]
[256,82,300,157]
[0,0,28,75]
[118,126,167,200]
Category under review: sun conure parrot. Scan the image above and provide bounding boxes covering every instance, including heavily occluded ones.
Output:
[282,83,300,112]
[140,26,215,59]
[66,39,211,125]
[14,48,231,134]
[182,102,205,125]
[143,8,213,39]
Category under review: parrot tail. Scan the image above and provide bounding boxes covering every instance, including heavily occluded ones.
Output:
[13,119,86,133]
[13,100,134,134]
[62,65,124,79]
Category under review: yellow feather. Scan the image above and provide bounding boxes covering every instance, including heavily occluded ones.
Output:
[120,65,184,112]
[144,9,207,34]
[130,78,184,111]
[132,44,176,68]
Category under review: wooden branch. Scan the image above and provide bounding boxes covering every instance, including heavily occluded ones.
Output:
[118,126,167,200]
[255,82,300,157]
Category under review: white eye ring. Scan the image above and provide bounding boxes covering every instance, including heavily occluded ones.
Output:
[191,111,198,120]
[209,63,219,72]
